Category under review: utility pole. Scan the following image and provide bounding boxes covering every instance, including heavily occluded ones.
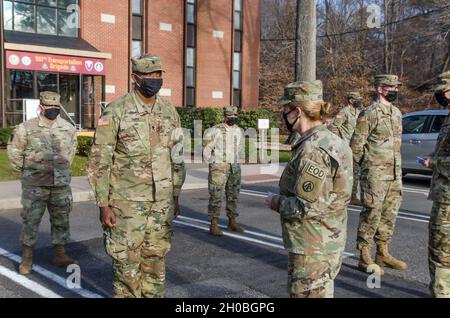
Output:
[295,0,317,82]
[0,1,5,128]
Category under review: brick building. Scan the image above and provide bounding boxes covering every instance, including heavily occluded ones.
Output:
[0,0,261,129]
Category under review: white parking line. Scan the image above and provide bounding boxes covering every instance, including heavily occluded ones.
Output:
[175,216,354,258]
[241,189,430,224]
[0,247,103,298]
[0,264,62,298]
[347,208,429,224]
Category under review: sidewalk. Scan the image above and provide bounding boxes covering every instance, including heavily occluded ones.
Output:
[0,163,286,210]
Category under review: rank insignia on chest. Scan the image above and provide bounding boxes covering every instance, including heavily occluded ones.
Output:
[296,159,327,203]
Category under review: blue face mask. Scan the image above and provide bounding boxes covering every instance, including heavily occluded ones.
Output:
[42,107,60,120]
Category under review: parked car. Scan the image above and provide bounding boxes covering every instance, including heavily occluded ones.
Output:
[401,109,449,176]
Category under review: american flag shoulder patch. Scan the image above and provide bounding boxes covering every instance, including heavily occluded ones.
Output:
[98,118,110,126]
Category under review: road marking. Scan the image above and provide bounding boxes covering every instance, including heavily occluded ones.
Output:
[0,264,62,298]
[347,208,429,224]
[241,189,430,224]
[179,215,282,242]
[175,216,354,258]
[240,190,266,198]
[0,247,103,298]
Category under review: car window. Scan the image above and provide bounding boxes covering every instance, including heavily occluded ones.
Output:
[430,115,448,133]
[402,115,427,134]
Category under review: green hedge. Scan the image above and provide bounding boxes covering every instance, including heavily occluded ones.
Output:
[0,128,13,147]
[176,107,278,132]
[77,136,94,157]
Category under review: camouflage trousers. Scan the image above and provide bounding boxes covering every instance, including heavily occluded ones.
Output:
[357,178,402,247]
[288,253,342,298]
[20,185,73,247]
[352,163,361,201]
[104,199,174,298]
[208,163,241,219]
[428,201,450,298]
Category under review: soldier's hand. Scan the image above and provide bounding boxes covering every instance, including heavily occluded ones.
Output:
[100,206,116,228]
[422,158,431,168]
[173,197,181,219]
[265,192,277,210]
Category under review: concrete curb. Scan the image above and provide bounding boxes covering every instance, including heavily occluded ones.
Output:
[0,178,281,210]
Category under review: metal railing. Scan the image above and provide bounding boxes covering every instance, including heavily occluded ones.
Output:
[3,98,106,130]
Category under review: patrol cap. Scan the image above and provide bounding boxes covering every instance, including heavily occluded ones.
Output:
[276,80,323,106]
[131,53,164,74]
[374,74,402,87]
[432,71,450,91]
[347,92,362,100]
[39,91,61,107]
[224,106,238,116]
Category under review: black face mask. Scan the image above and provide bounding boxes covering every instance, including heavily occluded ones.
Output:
[353,100,363,108]
[435,90,450,107]
[384,91,398,103]
[136,76,163,98]
[283,109,299,133]
[43,108,60,120]
[226,118,237,126]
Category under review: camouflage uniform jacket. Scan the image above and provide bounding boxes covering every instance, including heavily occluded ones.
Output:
[272,125,353,255]
[7,116,77,187]
[429,114,450,203]
[350,101,402,181]
[329,105,361,143]
[87,91,186,207]
[203,123,244,167]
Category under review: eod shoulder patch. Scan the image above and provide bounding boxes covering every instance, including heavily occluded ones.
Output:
[295,159,328,203]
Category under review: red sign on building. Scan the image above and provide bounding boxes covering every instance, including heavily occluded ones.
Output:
[6,51,106,75]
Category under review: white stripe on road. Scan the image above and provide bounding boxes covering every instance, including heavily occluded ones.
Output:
[175,216,354,258]
[241,189,430,224]
[0,264,62,298]
[179,215,283,242]
[0,247,103,298]
[348,208,429,224]
[240,190,266,198]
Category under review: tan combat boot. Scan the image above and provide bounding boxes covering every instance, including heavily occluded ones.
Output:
[52,245,78,267]
[358,244,384,275]
[19,245,33,275]
[209,218,223,236]
[227,218,245,233]
[375,242,407,271]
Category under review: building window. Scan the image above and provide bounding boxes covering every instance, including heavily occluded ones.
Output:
[132,0,143,58]
[185,0,196,107]
[233,0,242,108]
[3,0,79,37]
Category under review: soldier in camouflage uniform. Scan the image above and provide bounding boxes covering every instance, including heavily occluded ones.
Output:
[329,92,364,205]
[87,54,186,298]
[351,75,407,275]
[266,80,353,298]
[204,106,245,236]
[421,71,450,298]
[7,91,78,275]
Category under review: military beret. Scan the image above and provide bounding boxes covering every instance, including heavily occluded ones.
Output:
[131,53,164,74]
[432,71,450,91]
[39,91,61,107]
[276,80,323,106]
[374,74,402,87]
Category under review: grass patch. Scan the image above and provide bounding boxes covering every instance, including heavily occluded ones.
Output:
[0,150,88,181]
